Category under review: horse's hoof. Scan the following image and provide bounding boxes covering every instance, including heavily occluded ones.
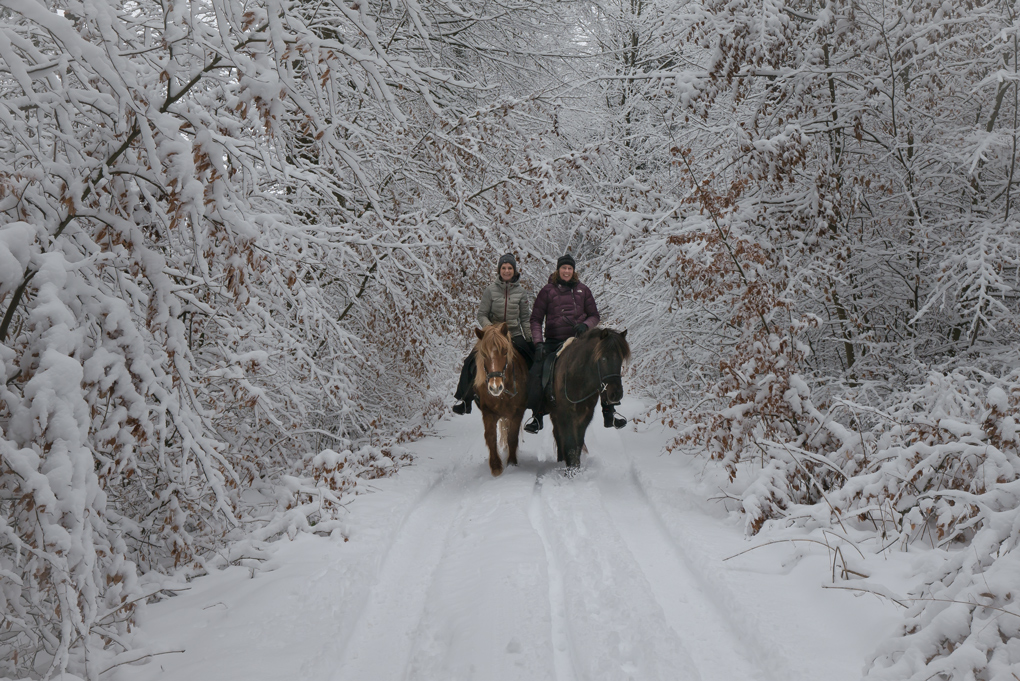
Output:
[490,464,503,477]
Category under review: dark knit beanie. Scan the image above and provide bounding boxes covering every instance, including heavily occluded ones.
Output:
[556,254,576,269]
[497,253,518,275]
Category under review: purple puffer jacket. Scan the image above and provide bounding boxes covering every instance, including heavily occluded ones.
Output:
[530,272,600,343]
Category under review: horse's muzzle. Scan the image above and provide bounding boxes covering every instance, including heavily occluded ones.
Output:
[487,380,505,397]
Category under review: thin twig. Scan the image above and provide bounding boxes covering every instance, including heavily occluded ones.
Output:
[723,537,840,561]
[821,584,908,608]
[908,597,1020,620]
[100,649,186,675]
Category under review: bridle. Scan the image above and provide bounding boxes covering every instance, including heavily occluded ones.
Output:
[564,355,623,404]
[483,356,518,397]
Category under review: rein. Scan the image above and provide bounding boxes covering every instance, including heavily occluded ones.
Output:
[563,356,622,405]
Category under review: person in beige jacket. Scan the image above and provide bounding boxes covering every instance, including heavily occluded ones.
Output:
[452,253,535,414]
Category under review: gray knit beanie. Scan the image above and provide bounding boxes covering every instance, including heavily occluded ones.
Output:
[497,253,518,275]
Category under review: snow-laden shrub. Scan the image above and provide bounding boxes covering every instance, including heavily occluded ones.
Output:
[0,256,140,679]
[867,513,1020,681]
[715,370,1020,681]
[281,445,413,528]
[853,376,1020,680]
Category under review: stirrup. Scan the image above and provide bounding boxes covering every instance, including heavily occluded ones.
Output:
[524,415,543,434]
[452,400,471,415]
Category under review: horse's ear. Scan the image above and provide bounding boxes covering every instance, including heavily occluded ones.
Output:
[600,329,609,338]
[621,329,628,339]
[497,322,508,335]
[475,327,485,339]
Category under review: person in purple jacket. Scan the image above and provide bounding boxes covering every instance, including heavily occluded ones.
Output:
[523,254,627,434]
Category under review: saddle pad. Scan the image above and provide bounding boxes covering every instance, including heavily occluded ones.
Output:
[556,337,575,356]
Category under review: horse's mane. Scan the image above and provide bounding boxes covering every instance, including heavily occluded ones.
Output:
[558,330,628,377]
[552,329,630,414]
[473,325,520,390]
[558,328,630,375]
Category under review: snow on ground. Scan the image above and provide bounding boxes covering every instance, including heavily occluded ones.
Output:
[116,398,909,681]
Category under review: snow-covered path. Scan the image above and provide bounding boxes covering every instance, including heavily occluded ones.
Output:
[117,400,898,681]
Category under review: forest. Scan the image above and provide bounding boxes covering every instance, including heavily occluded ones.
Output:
[1,0,1018,677]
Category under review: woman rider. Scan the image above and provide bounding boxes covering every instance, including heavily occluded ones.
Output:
[452,253,535,414]
[523,254,627,433]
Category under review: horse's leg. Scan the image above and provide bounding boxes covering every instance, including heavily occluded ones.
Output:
[577,406,590,458]
[573,404,597,465]
[507,412,522,466]
[564,418,585,468]
[551,411,564,462]
[553,411,579,466]
[482,409,503,477]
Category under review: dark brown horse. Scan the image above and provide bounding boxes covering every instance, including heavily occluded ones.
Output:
[473,323,529,476]
[548,328,631,468]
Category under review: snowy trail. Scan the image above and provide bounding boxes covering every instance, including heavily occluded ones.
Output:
[117,399,897,681]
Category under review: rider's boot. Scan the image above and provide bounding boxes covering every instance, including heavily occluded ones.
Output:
[603,408,627,429]
[524,413,544,434]
[452,386,475,415]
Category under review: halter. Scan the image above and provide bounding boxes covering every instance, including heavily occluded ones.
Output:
[563,355,622,404]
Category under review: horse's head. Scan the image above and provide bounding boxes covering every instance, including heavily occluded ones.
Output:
[474,323,515,397]
[593,329,630,405]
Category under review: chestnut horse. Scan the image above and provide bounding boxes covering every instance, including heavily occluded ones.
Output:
[473,323,529,476]
[548,328,630,468]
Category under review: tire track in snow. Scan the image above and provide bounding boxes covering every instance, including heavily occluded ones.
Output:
[536,465,703,681]
[528,473,579,681]
[595,462,776,681]
[332,412,789,681]
[330,463,472,681]
[402,461,559,681]
[625,462,805,681]
[587,424,796,681]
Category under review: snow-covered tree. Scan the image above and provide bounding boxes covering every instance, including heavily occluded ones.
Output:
[587,0,1020,676]
[0,0,587,674]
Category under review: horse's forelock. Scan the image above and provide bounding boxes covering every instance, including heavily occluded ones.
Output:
[593,330,631,365]
[478,325,513,359]
[474,326,516,388]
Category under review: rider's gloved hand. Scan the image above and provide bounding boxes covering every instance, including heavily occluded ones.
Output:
[534,343,549,362]
[573,323,588,337]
